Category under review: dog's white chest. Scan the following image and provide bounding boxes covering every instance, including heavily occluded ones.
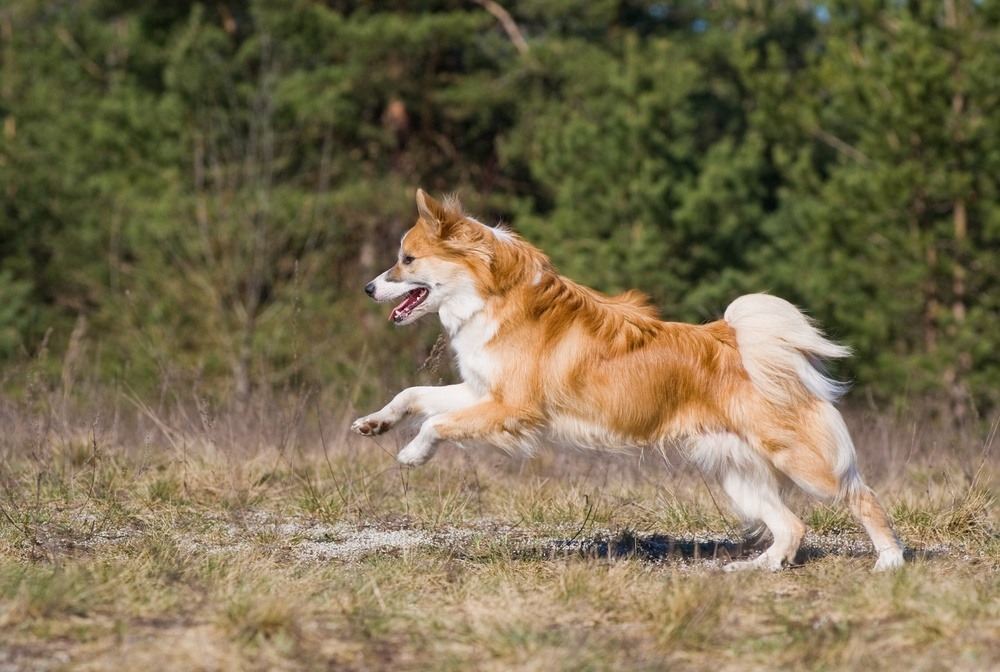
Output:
[449,312,500,395]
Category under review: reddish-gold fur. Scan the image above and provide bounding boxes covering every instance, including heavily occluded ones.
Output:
[354,190,905,571]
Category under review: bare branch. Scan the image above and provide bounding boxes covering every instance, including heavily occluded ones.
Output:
[472,0,529,55]
[811,128,872,166]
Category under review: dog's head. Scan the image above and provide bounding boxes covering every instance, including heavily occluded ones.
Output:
[365,189,509,327]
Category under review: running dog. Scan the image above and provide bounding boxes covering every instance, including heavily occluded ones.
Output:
[352,189,904,571]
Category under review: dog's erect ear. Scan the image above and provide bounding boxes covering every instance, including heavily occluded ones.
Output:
[416,189,449,236]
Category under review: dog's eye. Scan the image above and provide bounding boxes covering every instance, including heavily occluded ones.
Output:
[401,255,415,266]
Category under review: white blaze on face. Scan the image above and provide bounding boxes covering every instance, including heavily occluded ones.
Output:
[367,270,430,325]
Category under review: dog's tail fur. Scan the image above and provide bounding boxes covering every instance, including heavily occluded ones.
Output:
[725,293,851,404]
[724,293,859,488]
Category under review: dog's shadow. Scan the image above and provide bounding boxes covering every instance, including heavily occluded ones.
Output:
[536,532,926,566]
[543,533,745,564]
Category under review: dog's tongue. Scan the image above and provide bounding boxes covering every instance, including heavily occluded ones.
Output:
[389,288,428,322]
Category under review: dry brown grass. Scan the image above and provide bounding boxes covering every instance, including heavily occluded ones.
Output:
[0,386,997,671]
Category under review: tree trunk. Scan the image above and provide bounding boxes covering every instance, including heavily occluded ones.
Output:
[944,0,970,423]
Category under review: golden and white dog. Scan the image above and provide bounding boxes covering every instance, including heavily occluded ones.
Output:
[352,190,904,572]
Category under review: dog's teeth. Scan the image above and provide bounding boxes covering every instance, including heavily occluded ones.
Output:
[389,288,428,323]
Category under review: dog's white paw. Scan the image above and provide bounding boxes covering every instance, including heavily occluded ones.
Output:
[396,449,429,467]
[723,553,784,573]
[396,435,436,467]
[873,547,905,572]
[351,413,395,436]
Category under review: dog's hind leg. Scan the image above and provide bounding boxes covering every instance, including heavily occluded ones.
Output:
[823,406,905,571]
[690,434,804,571]
[770,450,903,571]
[766,404,904,572]
[845,485,905,571]
[352,383,479,436]
[719,465,805,572]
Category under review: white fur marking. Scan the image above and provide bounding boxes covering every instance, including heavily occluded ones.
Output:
[368,270,418,303]
[438,282,487,336]
[487,224,516,242]
[546,415,646,453]
[449,310,500,395]
[725,293,851,405]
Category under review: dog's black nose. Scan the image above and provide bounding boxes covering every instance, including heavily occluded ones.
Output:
[364,281,376,298]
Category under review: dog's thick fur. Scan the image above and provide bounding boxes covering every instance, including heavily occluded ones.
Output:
[353,190,904,571]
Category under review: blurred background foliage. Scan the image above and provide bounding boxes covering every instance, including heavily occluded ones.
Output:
[1,0,998,421]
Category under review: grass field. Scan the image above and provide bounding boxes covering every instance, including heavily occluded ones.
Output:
[0,389,997,671]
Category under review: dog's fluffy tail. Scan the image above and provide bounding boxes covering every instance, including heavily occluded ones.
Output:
[725,293,859,489]
[725,293,851,405]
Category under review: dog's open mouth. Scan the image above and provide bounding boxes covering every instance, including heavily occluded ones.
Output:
[389,287,429,323]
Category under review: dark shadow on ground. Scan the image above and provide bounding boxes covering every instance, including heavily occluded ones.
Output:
[448,524,946,568]
[524,531,930,567]
[529,532,755,565]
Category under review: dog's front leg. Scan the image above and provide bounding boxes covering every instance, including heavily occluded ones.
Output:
[351,383,479,436]
[396,400,533,466]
